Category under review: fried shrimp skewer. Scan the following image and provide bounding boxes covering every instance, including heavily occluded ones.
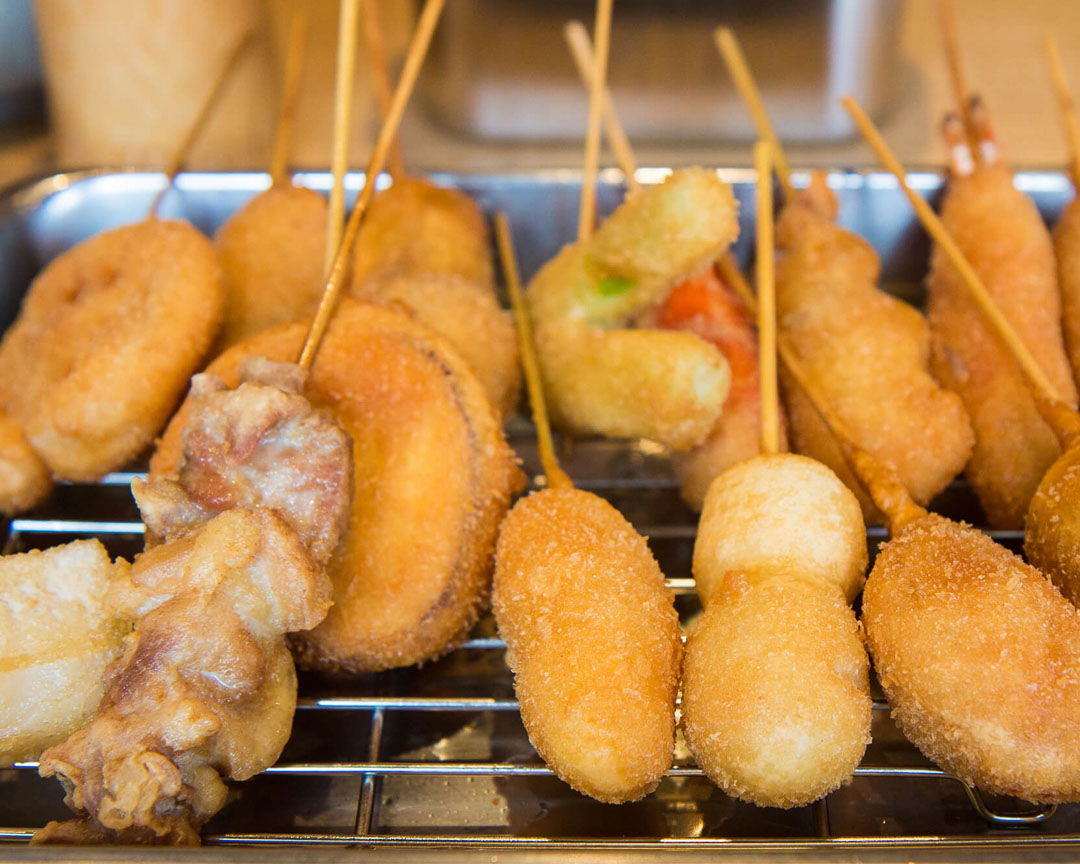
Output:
[492,212,681,804]
[680,145,871,809]
[714,27,972,521]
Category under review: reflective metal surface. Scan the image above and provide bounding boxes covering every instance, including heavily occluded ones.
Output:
[0,169,1078,859]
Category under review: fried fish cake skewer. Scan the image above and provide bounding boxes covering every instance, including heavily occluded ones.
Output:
[681,145,871,808]
[492,212,681,804]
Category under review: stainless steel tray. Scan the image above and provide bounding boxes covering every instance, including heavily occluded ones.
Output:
[1,169,1079,862]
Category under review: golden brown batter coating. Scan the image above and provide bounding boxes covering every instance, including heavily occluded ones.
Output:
[35,507,332,845]
[776,176,973,521]
[0,219,223,481]
[153,301,519,674]
[683,454,871,808]
[863,513,1080,803]
[1026,442,1080,606]
[493,488,681,803]
[1055,197,1080,385]
[929,162,1078,528]
[0,409,52,514]
[215,184,328,351]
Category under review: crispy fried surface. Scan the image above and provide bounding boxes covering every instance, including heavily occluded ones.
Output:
[152,301,518,673]
[683,454,871,808]
[0,219,223,481]
[493,488,681,803]
[863,513,1080,803]
[350,177,494,290]
[135,356,352,566]
[776,178,973,521]
[215,185,327,351]
[350,273,520,419]
[528,168,738,451]
[1054,196,1080,384]
[0,541,132,766]
[0,409,51,514]
[682,579,870,809]
[929,164,1078,528]
[1026,444,1080,606]
[35,507,331,845]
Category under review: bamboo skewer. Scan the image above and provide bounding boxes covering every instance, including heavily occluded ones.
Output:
[299,0,447,370]
[324,0,361,275]
[577,0,614,242]
[149,30,254,218]
[842,95,1070,416]
[361,0,406,179]
[564,20,638,194]
[1044,33,1080,192]
[495,213,574,491]
[754,142,779,456]
[269,12,309,188]
[713,27,794,202]
[935,0,980,165]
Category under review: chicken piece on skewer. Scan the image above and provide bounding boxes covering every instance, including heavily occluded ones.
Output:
[776,173,973,521]
[928,103,1078,528]
[35,506,332,845]
[0,408,52,514]
[642,261,785,509]
[348,176,521,419]
[527,168,738,451]
[133,355,351,566]
[0,542,132,767]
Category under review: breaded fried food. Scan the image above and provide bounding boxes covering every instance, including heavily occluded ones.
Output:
[682,454,871,808]
[350,176,494,290]
[527,168,738,451]
[929,119,1078,528]
[1025,423,1080,607]
[215,184,328,351]
[1054,197,1080,384]
[493,488,681,803]
[152,300,519,673]
[0,541,132,766]
[0,219,224,481]
[0,409,51,514]
[36,507,331,845]
[863,512,1080,803]
[776,174,973,521]
[352,272,520,418]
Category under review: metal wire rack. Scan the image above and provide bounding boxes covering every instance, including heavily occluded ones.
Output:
[1,425,1077,854]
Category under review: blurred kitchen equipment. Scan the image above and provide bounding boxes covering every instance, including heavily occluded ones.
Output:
[33,0,275,169]
[422,0,901,143]
[0,0,43,124]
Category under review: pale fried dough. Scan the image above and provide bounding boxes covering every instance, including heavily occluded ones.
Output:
[152,300,519,673]
[0,219,223,481]
[493,488,681,803]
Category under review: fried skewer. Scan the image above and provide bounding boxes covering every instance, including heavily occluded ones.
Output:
[214,13,330,351]
[934,0,980,166]
[681,143,871,809]
[577,0,613,242]
[492,213,681,804]
[713,28,972,521]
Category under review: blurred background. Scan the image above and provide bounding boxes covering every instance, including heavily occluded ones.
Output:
[0,0,1078,185]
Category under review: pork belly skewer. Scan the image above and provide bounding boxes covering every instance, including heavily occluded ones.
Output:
[839,95,1080,803]
[564,21,778,509]
[492,209,681,804]
[681,141,871,809]
[713,26,972,522]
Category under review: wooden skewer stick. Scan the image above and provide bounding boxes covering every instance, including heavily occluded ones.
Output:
[577,0,614,242]
[150,29,254,218]
[361,0,406,179]
[324,0,362,275]
[716,252,927,531]
[299,0,446,370]
[934,0,980,165]
[713,27,794,203]
[495,213,574,491]
[564,20,638,194]
[269,12,309,188]
[842,95,1068,410]
[1044,33,1080,191]
[754,141,779,456]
